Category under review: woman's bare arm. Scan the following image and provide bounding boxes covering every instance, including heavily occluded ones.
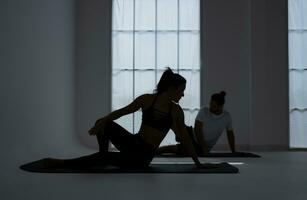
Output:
[101,94,147,122]
[89,94,147,135]
[172,105,202,167]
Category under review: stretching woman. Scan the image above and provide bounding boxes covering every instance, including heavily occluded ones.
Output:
[46,68,204,169]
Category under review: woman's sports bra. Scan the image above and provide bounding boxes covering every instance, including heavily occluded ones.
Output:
[142,95,173,133]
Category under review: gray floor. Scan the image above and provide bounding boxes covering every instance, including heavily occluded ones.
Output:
[2,151,307,200]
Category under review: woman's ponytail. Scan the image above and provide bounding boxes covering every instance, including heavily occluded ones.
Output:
[156,68,186,94]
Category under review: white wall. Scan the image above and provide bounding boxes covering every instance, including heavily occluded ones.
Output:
[0,0,84,166]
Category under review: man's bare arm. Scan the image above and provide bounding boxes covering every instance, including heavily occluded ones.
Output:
[226,130,236,153]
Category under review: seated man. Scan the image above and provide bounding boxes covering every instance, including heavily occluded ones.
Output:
[157,91,236,156]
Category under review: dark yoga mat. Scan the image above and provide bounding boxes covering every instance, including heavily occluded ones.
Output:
[205,152,260,158]
[20,159,239,174]
[157,152,261,158]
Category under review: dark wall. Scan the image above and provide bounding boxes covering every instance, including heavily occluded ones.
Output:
[201,0,288,150]
[250,0,288,149]
[201,0,251,150]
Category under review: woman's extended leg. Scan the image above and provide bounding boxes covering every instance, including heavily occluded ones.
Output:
[95,121,156,167]
[62,152,131,168]
[61,121,154,168]
[45,121,155,169]
[96,121,141,153]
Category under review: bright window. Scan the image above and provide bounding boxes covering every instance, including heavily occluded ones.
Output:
[288,0,307,148]
[112,0,200,145]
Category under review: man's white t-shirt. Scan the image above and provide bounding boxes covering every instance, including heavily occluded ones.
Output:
[195,107,233,150]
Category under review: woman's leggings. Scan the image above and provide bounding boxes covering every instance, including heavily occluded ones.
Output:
[64,121,156,168]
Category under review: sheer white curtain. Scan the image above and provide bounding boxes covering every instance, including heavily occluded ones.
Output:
[289,0,307,148]
[112,0,200,145]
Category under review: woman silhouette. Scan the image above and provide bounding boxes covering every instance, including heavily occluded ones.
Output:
[47,68,203,169]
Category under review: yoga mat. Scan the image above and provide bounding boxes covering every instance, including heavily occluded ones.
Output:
[20,159,239,174]
[157,152,261,158]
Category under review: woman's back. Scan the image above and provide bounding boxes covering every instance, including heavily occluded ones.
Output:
[138,94,175,148]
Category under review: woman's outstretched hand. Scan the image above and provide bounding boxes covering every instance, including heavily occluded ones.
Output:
[88,118,107,136]
[88,126,98,136]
